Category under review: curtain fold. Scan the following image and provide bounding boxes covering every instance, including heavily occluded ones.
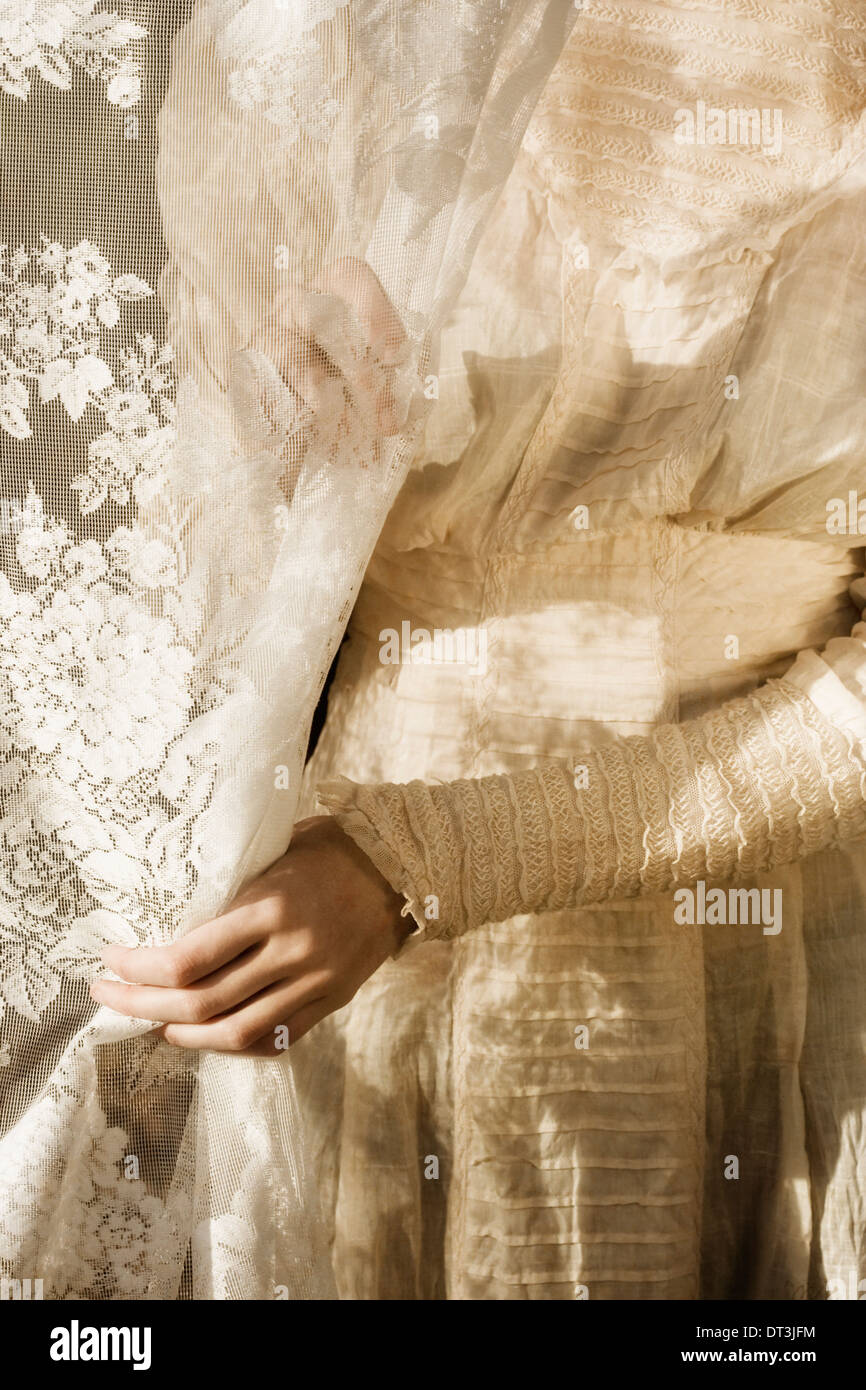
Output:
[0,0,576,1298]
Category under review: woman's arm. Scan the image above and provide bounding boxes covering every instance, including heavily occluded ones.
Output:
[317,574,866,939]
[91,574,866,1052]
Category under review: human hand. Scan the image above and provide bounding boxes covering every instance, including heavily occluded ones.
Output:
[248,256,408,448]
[90,815,411,1056]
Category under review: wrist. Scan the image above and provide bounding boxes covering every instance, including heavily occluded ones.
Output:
[294,813,412,955]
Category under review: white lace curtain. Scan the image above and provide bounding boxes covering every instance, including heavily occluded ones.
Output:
[0,0,575,1298]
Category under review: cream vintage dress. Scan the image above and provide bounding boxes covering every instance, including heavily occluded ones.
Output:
[294,2,866,1300]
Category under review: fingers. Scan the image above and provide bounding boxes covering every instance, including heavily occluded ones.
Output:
[155,978,332,1050]
[158,976,331,1054]
[312,261,407,434]
[312,257,407,365]
[252,322,341,420]
[90,940,285,1025]
[254,259,407,440]
[243,998,334,1056]
[270,323,396,435]
[100,905,265,987]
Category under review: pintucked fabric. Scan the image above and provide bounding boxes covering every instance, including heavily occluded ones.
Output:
[293,2,866,1300]
[0,0,581,1300]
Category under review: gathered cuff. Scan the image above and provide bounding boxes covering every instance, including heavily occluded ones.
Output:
[316,676,866,942]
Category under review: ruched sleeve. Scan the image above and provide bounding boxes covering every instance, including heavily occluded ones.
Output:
[317,573,866,940]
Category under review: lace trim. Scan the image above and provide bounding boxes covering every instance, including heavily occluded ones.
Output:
[528,3,866,258]
[571,10,866,104]
[538,124,813,205]
[550,50,859,126]
[656,0,865,38]
[550,88,831,163]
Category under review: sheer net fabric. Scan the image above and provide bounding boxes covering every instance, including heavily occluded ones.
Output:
[0,0,576,1298]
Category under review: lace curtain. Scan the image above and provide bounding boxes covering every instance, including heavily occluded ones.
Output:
[0,0,576,1298]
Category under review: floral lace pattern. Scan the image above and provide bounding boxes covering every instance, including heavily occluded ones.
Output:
[0,1,147,106]
[0,1034,193,1298]
[0,0,579,1300]
[0,237,235,1292]
[0,241,197,1023]
[209,0,347,143]
[210,0,513,222]
[0,239,161,441]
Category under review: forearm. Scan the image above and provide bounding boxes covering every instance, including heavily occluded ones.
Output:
[318,665,866,940]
